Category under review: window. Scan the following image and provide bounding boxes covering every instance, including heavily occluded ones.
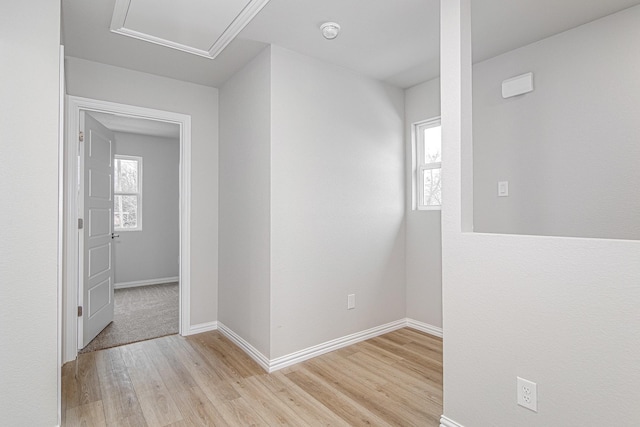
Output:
[114,155,142,230]
[415,118,442,210]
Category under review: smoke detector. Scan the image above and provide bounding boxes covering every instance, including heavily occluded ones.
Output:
[320,22,341,40]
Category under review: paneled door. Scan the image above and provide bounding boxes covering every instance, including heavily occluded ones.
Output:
[80,112,116,347]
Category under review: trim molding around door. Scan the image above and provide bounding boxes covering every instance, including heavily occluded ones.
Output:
[63,96,192,363]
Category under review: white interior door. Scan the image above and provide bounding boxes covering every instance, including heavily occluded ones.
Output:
[80,111,116,348]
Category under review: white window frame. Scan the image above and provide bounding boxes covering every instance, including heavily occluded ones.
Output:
[114,154,143,231]
[414,117,442,210]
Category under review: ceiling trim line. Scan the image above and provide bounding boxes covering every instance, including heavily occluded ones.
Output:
[109,0,271,60]
[207,0,271,57]
[110,26,213,59]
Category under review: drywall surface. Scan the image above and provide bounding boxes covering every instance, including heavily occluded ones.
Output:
[113,132,179,284]
[219,47,272,357]
[473,5,640,240]
[442,1,640,425]
[66,57,218,325]
[0,1,60,424]
[404,78,442,327]
[270,46,405,358]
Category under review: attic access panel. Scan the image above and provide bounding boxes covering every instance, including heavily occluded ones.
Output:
[110,0,270,59]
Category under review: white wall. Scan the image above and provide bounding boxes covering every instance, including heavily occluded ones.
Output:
[270,46,406,357]
[404,78,442,328]
[66,57,218,325]
[442,1,640,426]
[0,1,60,425]
[473,5,640,240]
[113,132,179,285]
[219,47,272,357]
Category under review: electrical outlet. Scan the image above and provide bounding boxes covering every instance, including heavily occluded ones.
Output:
[347,294,356,310]
[517,377,538,412]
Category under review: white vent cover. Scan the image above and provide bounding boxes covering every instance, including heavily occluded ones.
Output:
[502,72,534,98]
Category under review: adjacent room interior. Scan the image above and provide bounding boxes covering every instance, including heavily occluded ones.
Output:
[2,0,640,426]
[78,111,181,353]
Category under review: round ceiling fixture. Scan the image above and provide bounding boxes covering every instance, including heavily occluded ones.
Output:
[320,22,341,40]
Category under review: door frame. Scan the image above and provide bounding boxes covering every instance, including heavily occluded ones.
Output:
[63,96,192,363]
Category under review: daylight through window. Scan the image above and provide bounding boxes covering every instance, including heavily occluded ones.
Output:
[415,118,442,209]
[114,155,142,230]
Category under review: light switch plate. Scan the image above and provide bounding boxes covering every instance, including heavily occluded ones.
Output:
[347,294,355,310]
[498,181,509,197]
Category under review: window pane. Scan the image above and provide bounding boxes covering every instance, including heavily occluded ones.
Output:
[423,168,442,206]
[114,195,138,229]
[423,125,442,163]
[114,159,138,193]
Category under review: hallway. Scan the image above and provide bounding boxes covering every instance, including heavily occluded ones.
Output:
[63,328,443,426]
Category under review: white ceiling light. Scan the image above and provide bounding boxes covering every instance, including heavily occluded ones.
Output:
[320,22,341,40]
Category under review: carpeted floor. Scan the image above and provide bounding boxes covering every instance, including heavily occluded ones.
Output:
[80,282,179,353]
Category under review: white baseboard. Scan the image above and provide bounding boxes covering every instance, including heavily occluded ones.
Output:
[115,276,179,289]
[440,415,464,427]
[269,319,407,372]
[213,318,442,375]
[406,318,443,338]
[217,322,270,372]
[185,321,218,336]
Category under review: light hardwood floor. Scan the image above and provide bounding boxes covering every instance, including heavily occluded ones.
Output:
[62,327,443,426]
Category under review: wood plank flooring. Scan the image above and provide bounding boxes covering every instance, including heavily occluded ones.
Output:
[62,328,443,426]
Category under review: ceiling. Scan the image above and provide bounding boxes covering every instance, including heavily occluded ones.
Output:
[88,111,180,139]
[109,0,271,59]
[62,0,640,90]
[471,0,640,64]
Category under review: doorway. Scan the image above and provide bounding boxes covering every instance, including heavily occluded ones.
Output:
[63,96,192,364]
[80,110,180,353]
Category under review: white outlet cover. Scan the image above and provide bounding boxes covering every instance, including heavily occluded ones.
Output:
[517,377,538,412]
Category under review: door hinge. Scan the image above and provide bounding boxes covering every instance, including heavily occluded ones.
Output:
[78,218,83,229]
[77,306,83,317]
[79,131,84,142]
